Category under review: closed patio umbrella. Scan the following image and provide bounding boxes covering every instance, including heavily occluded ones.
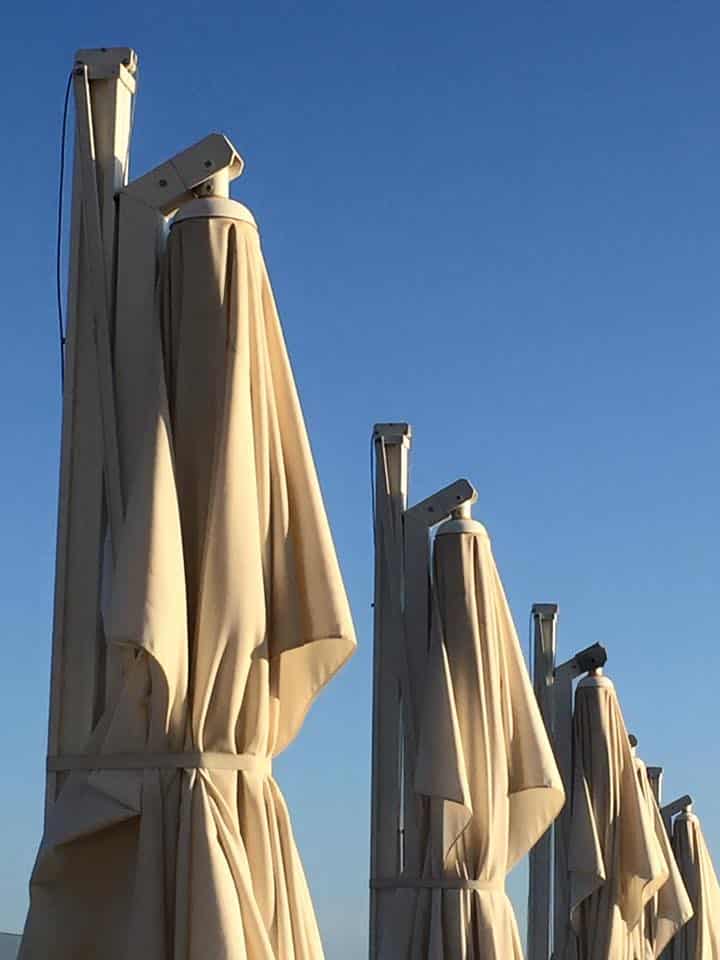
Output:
[666,810,720,960]
[20,198,356,959]
[379,513,564,958]
[564,674,667,960]
[631,756,692,958]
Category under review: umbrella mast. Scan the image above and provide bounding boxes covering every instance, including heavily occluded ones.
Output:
[369,423,475,958]
[47,46,244,816]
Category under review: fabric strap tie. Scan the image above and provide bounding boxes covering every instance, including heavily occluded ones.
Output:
[371,877,503,892]
[47,751,271,775]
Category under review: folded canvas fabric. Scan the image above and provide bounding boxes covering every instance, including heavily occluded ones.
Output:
[20,204,356,960]
[667,811,720,960]
[564,674,668,960]
[379,517,564,959]
[630,757,692,959]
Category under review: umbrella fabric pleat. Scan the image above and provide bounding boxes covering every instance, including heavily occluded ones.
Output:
[667,812,720,960]
[565,676,668,960]
[380,520,564,959]
[19,207,355,959]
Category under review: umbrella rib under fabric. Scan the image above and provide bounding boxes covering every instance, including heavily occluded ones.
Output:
[20,201,356,960]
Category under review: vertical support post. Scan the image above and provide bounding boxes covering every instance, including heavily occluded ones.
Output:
[369,423,411,960]
[647,767,663,805]
[46,49,137,816]
[528,603,558,960]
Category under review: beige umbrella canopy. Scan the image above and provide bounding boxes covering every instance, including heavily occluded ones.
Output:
[19,199,356,959]
[630,756,692,959]
[379,516,564,959]
[666,811,720,960]
[564,675,668,960]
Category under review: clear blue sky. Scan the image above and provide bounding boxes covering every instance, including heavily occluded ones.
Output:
[1,3,719,957]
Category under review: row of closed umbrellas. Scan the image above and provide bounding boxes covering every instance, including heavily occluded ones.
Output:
[373,490,720,960]
[18,190,720,960]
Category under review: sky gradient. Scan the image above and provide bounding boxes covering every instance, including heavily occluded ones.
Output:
[1,3,719,957]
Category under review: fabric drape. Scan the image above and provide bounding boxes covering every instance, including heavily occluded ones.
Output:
[20,204,356,960]
[564,675,668,960]
[630,757,692,959]
[379,517,564,959]
[667,812,720,960]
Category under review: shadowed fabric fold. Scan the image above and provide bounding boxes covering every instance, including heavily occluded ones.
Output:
[379,518,564,959]
[564,676,668,960]
[666,812,720,960]
[19,205,356,959]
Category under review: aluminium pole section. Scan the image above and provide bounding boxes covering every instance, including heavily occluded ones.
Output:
[370,423,410,959]
[647,767,663,805]
[46,48,137,817]
[528,603,558,960]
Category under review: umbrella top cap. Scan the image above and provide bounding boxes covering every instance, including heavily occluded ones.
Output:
[435,517,489,538]
[171,197,257,230]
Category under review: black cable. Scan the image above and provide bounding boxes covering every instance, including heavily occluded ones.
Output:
[56,70,73,391]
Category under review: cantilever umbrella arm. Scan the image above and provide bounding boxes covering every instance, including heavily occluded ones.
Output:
[661,794,693,840]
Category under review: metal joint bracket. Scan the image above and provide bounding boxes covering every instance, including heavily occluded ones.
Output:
[121,133,244,215]
[660,794,693,839]
[74,48,137,91]
[373,422,411,446]
[404,479,477,526]
[662,795,693,820]
[556,642,607,681]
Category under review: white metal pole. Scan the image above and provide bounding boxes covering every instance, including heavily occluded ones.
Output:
[46,48,137,818]
[369,423,410,959]
[528,603,558,960]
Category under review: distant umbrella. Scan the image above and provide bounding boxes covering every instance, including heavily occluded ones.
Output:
[379,513,564,958]
[667,810,720,960]
[564,674,668,960]
[631,755,692,958]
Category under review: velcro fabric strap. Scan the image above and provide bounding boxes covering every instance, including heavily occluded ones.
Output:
[47,752,271,775]
[371,877,503,892]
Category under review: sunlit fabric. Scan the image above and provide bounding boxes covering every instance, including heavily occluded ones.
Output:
[19,203,356,959]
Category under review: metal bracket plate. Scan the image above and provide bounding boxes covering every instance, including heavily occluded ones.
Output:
[122,133,244,215]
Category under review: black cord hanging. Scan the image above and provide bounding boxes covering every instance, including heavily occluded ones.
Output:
[56,70,73,392]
